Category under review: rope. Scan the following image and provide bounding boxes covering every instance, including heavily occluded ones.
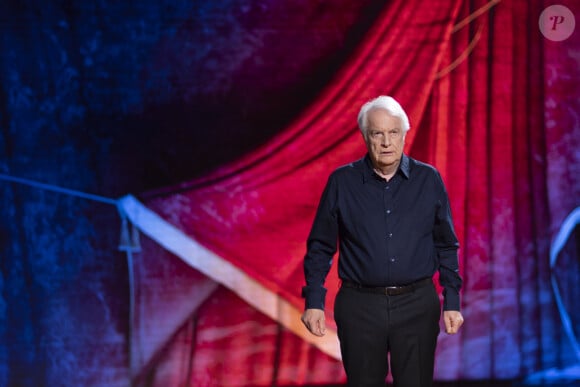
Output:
[434,0,502,79]
[0,173,117,205]
[0,172,140,369]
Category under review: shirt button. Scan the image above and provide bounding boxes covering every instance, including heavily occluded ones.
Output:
[388,233,393,238]
[386,209,391,214]
[390,257,396,262]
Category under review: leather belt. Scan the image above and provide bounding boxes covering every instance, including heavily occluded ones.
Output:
[341,277,432,296]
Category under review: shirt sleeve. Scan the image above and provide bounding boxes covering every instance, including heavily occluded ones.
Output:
[302,173,339,310]
[433,171,463,311]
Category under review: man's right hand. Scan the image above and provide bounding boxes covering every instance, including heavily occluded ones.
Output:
[301,308,327,337]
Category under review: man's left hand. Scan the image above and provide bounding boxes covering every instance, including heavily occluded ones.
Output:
[443,310,464,334]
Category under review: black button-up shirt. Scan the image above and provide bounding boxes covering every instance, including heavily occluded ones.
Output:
[302,154,462,311]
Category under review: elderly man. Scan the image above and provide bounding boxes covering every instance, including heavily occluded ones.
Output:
[301,96,464,386]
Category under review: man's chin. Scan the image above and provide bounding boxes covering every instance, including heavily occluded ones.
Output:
[377,157,398,167]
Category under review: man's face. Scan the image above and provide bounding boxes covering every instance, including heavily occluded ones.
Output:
[364,108,405,170]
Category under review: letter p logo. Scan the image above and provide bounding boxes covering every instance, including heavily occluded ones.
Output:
[550,15,565,31]
[539,5,575,41]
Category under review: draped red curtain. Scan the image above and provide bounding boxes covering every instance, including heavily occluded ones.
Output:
[128,0,580,385]
[416,0,580,379]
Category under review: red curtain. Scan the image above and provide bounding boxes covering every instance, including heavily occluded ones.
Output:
[127,0,580,385]
[417,0,580,379]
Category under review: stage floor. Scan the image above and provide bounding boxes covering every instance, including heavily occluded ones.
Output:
[303,381,580,387]
[430,381,580,387]
[431,382,580,387]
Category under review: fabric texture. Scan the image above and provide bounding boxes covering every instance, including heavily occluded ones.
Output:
[127,0,580,385]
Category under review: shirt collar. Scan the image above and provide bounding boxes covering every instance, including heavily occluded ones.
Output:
[361,153,410,182]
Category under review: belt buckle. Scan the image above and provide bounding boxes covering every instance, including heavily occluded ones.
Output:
[385,286,400,296]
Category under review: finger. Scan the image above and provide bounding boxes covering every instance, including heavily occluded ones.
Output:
[301,312,327,336]
[445,318,457,334]
[301,316,313,333]
[447,317,463,334]
[309,318,325,336]
[302,318,318,336]
[444,317,452,333]
[313,321,322,336]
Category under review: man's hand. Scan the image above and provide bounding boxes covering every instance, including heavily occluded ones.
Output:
[301,308,327,337]
[443,310,464,334]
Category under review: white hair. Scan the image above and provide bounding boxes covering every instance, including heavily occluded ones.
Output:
[357,96,410,139]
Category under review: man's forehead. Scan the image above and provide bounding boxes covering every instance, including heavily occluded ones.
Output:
[367,110,402,128]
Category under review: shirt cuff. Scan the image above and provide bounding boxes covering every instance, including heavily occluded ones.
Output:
[443,288,460,311]
[301,286,327,310]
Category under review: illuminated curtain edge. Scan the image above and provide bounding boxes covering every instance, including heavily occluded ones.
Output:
[118,194,341,374]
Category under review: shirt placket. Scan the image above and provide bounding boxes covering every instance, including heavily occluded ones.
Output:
[383,177,396,284]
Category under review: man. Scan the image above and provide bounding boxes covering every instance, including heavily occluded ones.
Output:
[301,96,464,387]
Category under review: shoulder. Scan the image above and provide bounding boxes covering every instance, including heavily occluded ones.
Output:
[329,156,366,179]
[408,156,440,177]
[407,156,448,193]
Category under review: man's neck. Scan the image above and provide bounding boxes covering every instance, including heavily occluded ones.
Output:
[373,164,398,181]
[373,168,393,180]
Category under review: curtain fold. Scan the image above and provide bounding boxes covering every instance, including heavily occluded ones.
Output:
[130,0,580,385]
[417,0,580,380]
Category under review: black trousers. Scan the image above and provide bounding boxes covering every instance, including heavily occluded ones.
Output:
[334,281,441,387]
